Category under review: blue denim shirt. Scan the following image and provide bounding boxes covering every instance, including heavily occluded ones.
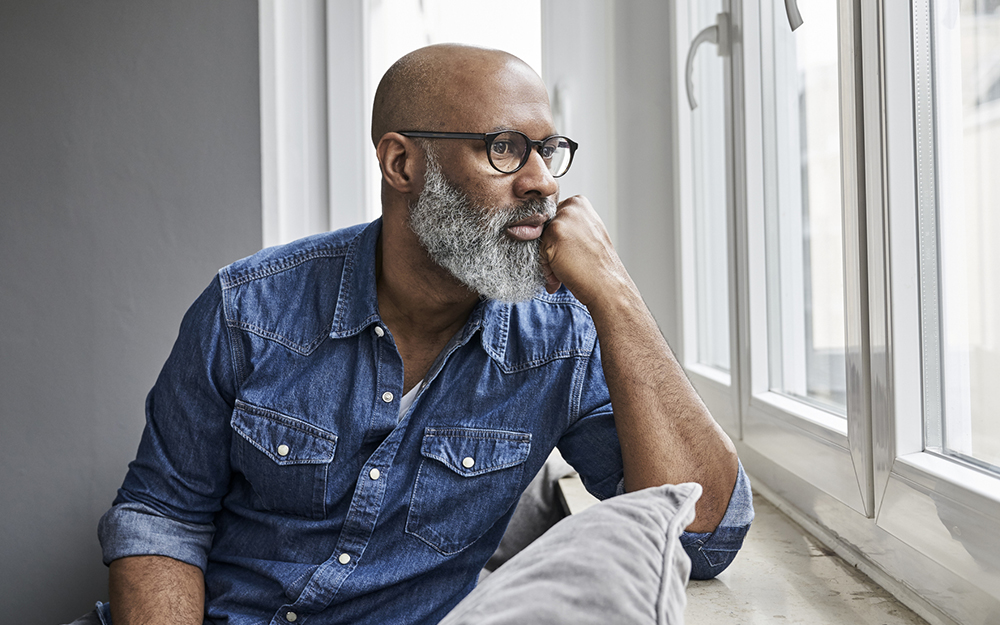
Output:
[99,219,752,624]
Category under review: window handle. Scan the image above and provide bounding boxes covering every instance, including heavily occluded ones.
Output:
[685,12,730,110]
[784,0,804,31]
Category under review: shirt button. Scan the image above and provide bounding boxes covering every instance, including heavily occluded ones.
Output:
[369,468,381,480]
[374,326,385,337]
[462,457,475,469]
[285,612,298,622]
[277,444,290,457]
[338,553,351,565]
[382,391,394,403]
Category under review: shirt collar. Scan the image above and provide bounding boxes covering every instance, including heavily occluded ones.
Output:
[329,219,383,339]
[327,218,497,347]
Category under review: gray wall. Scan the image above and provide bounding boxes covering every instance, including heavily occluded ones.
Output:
[611,1,679,345]
[0,2,262,621]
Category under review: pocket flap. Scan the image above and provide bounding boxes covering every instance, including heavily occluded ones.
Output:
[232,400,337,465]
[420,427,531,477]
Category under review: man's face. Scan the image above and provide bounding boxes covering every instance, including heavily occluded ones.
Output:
[408,148,557,303]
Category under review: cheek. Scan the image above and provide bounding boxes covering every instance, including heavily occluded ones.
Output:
[454,174,508,207]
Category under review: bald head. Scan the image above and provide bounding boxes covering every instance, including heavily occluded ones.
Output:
[371,44,550,146]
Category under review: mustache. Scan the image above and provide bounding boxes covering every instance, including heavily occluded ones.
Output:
[501,197,557,228]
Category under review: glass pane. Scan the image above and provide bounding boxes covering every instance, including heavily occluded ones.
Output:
[689,0,731,372]
[761,0,847,412]
[924,0,1000,470]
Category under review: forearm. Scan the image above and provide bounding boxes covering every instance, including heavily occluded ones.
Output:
[588,281,738,533]
[109,555,205,625]
[539,195,739,532]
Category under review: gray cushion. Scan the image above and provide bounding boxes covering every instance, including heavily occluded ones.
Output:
[441,482,702,625]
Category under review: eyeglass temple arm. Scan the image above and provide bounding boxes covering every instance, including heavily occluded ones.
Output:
[397,131,485,140]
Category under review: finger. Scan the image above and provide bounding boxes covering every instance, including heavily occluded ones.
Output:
[539,248,562,294]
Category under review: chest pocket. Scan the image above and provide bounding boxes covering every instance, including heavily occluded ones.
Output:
[230,401,337,519]
[406,427,531,555]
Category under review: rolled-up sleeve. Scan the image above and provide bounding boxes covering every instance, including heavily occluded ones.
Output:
[98,502,216,571]
[98,276,237,573]
[679,460,754,579]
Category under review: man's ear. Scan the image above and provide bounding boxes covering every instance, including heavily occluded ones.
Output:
[376,132,423,194]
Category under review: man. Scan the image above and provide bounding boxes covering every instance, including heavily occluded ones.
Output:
[97,44,751,624]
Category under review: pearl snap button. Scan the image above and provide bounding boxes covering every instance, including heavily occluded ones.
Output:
[369,468,381,480]
[374,326,385,337]
[277,444,290,457]
[462,457,475,469]
[285,611,297,622]
[338,553,351,565]
[382,391,394,403]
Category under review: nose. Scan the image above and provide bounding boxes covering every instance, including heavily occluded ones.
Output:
[512,147,559,199]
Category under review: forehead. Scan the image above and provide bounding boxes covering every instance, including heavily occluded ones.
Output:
[440,60,555,137]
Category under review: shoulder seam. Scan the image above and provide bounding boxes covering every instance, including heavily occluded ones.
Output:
[221,244,351,289]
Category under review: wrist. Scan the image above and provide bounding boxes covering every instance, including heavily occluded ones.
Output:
[584,276,644,323]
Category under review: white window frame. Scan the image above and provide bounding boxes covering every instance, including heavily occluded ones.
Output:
[676,0,1000,622]
[259,0,369,247]
[674,0,741,439]
[873,0,1000,614]
[676,0,873,516]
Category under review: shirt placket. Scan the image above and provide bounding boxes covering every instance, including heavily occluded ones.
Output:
[271,322,403,625]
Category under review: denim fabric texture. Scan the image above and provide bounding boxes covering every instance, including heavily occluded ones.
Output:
[680,461,754,579]
[99,219,752,624]
[63,602,110,625]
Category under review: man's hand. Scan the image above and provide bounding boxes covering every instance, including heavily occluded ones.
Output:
[538,194,739,534]
[538,196,629,306]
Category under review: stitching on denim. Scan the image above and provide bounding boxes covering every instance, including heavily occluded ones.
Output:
[483,299,596,373]
[217,274,248,389]
[329,313,382,339]
[419,429,531,475]
[493,348,590,373]
[489,303,510,360]
[221,245,351,289]
[316,460,330,518]
[422,427,531,441]
[230,427,331,520]
[405,458,450,551]
[700,547,738,568]
[533,292,590,310]
[422,452,528,476]
[405,455,525,556]
[234,400,338,442]
[230,421,336,465]
[232,321,327,356]
[331,231,361,331]
[568,344,590,425]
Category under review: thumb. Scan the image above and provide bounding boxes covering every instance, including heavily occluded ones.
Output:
[538,241,562,294]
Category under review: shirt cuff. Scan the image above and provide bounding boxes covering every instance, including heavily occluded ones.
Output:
[98,501,215,573]
[679,460,754,579]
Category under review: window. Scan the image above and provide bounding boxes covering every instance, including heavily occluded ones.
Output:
[675,0,1000,621]
[919,0,1000,472]
[759,0,846,412]
[680,0,732,375]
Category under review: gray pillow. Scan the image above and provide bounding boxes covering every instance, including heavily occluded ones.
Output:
[440,482,702,625]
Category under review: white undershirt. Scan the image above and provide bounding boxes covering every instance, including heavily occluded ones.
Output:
[398,380,422,420]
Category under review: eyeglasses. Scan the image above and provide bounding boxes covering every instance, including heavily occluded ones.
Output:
[397,130,578,177]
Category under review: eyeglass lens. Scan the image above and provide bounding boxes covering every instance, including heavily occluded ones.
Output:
[488,131,573,176]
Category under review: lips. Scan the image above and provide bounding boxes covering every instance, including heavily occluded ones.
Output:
[505,213,549,242]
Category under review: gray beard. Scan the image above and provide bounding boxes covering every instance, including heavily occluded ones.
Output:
[408,155,556,303]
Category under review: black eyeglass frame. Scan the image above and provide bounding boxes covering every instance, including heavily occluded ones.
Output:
[397,130,578,177]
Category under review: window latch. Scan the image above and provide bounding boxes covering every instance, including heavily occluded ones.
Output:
[784,0,804,31]
[685,12,730,110]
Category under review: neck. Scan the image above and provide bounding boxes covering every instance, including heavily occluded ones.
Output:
[375,217,480,342]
